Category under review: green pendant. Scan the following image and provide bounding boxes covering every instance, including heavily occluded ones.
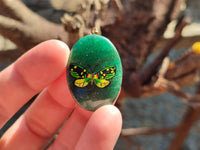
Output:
[67,34,122,111]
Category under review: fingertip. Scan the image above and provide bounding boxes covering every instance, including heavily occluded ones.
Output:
[95,105,122,120]
[93,105,122,134]
[75,105,122,150]
[45,40,70,62]
[29,40,70,67]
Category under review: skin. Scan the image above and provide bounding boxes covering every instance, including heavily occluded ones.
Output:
[0,40,122,150]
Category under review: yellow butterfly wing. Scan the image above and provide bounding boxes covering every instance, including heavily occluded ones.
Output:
[94,79,110,88]
[75,79,89,87]
[69,64,92,88]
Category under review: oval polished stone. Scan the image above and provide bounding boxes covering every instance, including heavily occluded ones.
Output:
[67,34,122,111]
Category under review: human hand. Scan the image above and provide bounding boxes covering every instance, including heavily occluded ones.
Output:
[0,40,122,150]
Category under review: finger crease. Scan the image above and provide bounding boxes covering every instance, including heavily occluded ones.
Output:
[46,89,70,110]
[13,65,38,93]
[24,115,52,139]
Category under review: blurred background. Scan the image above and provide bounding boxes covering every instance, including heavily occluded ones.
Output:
[0,0,200,149]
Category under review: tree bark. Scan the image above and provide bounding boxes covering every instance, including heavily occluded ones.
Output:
[103,0,185,97]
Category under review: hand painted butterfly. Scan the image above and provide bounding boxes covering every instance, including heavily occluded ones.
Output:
[69,64,116,88]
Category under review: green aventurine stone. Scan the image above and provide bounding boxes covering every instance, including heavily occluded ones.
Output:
[67,34,122,111]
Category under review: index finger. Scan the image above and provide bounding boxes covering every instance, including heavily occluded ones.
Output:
[0,40,69,128]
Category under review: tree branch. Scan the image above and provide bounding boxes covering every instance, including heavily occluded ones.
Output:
[0,49,22,63]
[0,0,40,22]
[167,80,200,150]
[121,127,177,136]
[103,0,187,97]
[168,107,200,150]
[0,0,68,51]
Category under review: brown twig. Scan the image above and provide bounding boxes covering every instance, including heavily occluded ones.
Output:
[168,79,200,150]
[61,14,85,47]
[155,76,200,107]
[150,54,200,149]
[166,53,200,80]
[0,49,22,63]
[121,6,189,98]
[0,0,68,51]
[168,107,200,150]
[157,57,171,77]
[121,127,177,136]
[154,56,200,107]
[138,15,190,85]
[0,0,34,22]
[111,0,123,21]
